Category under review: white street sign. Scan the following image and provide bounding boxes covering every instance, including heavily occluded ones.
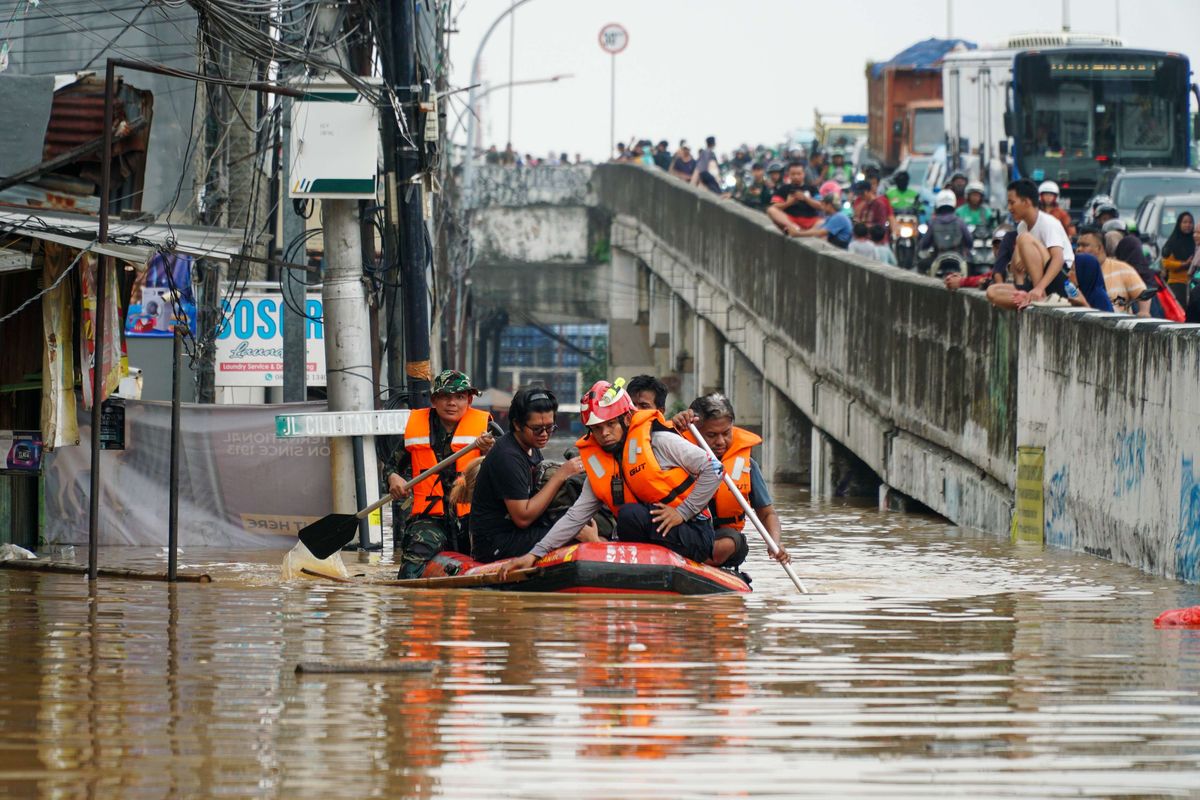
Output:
[598,23,628,54]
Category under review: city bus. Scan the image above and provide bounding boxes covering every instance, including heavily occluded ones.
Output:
[942,33,1196,213]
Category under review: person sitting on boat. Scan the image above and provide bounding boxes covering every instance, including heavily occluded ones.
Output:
[626,374,668,413]
[498,379,721,579]
[673,393,790,570]
[470,387,600,563]
[383,370,501,579]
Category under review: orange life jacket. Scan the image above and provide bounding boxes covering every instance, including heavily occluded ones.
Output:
[576,409,699,514]
[683,426,761,531]
[405,407,490,518]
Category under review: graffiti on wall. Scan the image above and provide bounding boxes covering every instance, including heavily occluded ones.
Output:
[1045,465,1074,549]
[472,165,592,207]
[1178,457,1200,582]
[1113,426,1146,498]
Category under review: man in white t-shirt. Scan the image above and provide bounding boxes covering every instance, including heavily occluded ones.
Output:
[986,178,1074,310]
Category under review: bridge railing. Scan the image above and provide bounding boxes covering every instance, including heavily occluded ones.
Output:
[593,163,1018,487]
[469,164,594,208]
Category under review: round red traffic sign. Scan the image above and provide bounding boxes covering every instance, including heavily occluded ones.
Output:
[598,23,628,55]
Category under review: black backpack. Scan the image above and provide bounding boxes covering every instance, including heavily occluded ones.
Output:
[931,217,964,252]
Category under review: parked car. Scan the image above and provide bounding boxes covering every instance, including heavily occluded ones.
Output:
[1083,167,1200,225]
[1133,194,1200,261]
[880,146,946,222]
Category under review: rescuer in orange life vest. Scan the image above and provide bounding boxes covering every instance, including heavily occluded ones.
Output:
[673,393,791,569]
[498,378,722,579]
[383,369,502,579]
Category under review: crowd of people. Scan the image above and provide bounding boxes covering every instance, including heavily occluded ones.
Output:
[383,370,789,584]
[482,143,592,167]
[612,136,1200,322]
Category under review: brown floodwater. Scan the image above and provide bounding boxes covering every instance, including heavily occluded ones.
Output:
[3,488,1200,799]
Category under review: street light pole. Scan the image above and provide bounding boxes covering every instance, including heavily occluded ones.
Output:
[462,0,534,205]
[506,0,515,148]
[609,53,616,158]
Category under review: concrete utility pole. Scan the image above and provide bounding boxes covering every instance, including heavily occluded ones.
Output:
[1062,0,1071,32]
[312,3,380,544]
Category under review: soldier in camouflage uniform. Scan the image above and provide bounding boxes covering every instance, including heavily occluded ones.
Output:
[383,370,502,578]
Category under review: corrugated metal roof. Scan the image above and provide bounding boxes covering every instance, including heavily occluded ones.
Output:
[43,75,153,160]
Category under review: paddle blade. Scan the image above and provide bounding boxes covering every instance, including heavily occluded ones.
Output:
[297,513,359,559]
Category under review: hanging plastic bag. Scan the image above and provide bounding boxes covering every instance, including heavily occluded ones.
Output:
[280,540,350,581]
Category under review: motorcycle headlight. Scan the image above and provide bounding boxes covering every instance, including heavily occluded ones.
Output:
[900,225,914,238]
[918,224,929,235]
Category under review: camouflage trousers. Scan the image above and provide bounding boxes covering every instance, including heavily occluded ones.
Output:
[398,516,459,579]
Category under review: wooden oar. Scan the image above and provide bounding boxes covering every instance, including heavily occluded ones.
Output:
[687,422,809,594]
[298,439,483,559]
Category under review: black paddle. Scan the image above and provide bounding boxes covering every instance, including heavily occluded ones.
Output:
[298,439,483,558]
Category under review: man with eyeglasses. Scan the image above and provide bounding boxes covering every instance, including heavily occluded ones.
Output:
[498,378,721,580]
[470,386,596,562]
[384,370,502,578]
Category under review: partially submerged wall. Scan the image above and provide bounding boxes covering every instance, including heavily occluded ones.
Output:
[594,163,1200,581]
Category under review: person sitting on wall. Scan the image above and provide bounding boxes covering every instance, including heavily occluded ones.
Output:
[790,191,853,248]
[383,370,500,578]
[766,162,824,236]
[497,378,721,579]
[627,374,669,413]
[672,393,790,572]
[469,387,599,563]
[985,178,1073,310]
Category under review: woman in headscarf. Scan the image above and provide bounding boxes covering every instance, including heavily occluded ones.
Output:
[1069,253,1114,312]
[1161,211,1196,306]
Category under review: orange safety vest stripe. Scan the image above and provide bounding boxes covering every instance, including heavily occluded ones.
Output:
[577,409,698,515]
[405,407,491,517]
[684,426,761,530]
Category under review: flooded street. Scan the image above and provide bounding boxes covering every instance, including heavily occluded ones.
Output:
[3,491,1200,799]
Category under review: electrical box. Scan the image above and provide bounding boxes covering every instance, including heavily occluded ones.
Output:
[288,80,380,199]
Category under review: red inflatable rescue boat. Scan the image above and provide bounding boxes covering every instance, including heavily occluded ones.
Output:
[423,541,750,595]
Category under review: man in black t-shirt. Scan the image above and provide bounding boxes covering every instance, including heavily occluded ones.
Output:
[470,387,596,561]
[766,162,823,236]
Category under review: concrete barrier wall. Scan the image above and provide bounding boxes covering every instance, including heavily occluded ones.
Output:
[593,163,1200,583]
[1019,312,1200,582]
[593,163,1018,486]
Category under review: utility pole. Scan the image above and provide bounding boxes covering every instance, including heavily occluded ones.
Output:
[1062,0,1071,32]
[311,3,381,545]
[280,0,307,402]
[946,0,953,37]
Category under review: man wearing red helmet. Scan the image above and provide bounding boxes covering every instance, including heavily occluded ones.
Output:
[499,378,721,578]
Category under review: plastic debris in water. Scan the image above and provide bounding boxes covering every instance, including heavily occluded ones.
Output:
[1153,606,1200,628]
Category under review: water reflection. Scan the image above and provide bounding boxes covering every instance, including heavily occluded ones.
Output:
[2,496,1200,797]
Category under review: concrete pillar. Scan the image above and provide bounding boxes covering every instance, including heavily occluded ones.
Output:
[810,426,834,500]
[608,247,654,381]
[695,316,723,397]
[670,293,696,406]
[764,385,811,485]
[648,274,672,377]
[724,345,763,433]
[878,483,911,513]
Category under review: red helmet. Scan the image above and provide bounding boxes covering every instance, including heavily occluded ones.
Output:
[581,378,634,427]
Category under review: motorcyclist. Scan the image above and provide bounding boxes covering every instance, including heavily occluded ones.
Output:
[1038,180,1076,237]
[946,171,969,205]
[765,160,785,194]
[919,189,972,261]
[955,181,992,228]
[884,171,920,214]
[824,149,854,187]
[1090,196,1119,228]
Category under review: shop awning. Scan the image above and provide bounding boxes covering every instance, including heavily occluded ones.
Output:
[0,207,245,268]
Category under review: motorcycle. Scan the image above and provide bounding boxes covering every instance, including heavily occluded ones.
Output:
[967,217,998,276]
[891,201,923,270]
[925,251,968,279]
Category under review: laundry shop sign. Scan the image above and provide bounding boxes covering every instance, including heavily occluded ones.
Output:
[214,292,326,387]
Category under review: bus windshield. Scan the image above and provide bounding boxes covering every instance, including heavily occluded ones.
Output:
[1013,51,1189,186]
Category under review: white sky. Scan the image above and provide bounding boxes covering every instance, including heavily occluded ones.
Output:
[447,0,1200,160]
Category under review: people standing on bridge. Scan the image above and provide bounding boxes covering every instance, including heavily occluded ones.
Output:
[673,394,791,574]
[766,162,823,236]
[870,224,897,265]
[985,179,1073,311]
[692,135,721,190]
[669,143,696,182]
[853,181,894,244]
[791,192,853,249]
[1038,181,1076,238]
[384,370,500,578]
[470,387,598,563]
[1161,211,1195,306]
[1067,253,1115,312]
[497,379,721,579]
[804,150,827,186]
[848,222,876,259]
[627,374,668,413]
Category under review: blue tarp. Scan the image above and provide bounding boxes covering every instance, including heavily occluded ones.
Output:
[870,38,977,79]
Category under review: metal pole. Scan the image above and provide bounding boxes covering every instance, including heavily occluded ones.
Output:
[506,0,515,149]
[87,59,118,582]
[946,0,953,37]
[351,435,374,550]
[461,0,533,204]
[1062,0,1070,32]
[168,325,183,582]
[609,53,616,159]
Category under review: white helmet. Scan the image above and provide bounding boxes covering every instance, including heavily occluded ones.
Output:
[935,189,958,210]
[966,181,985,196]
[1038,180,1060,196]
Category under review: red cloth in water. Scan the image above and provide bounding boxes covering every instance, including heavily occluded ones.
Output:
[1153,606,1200,627]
